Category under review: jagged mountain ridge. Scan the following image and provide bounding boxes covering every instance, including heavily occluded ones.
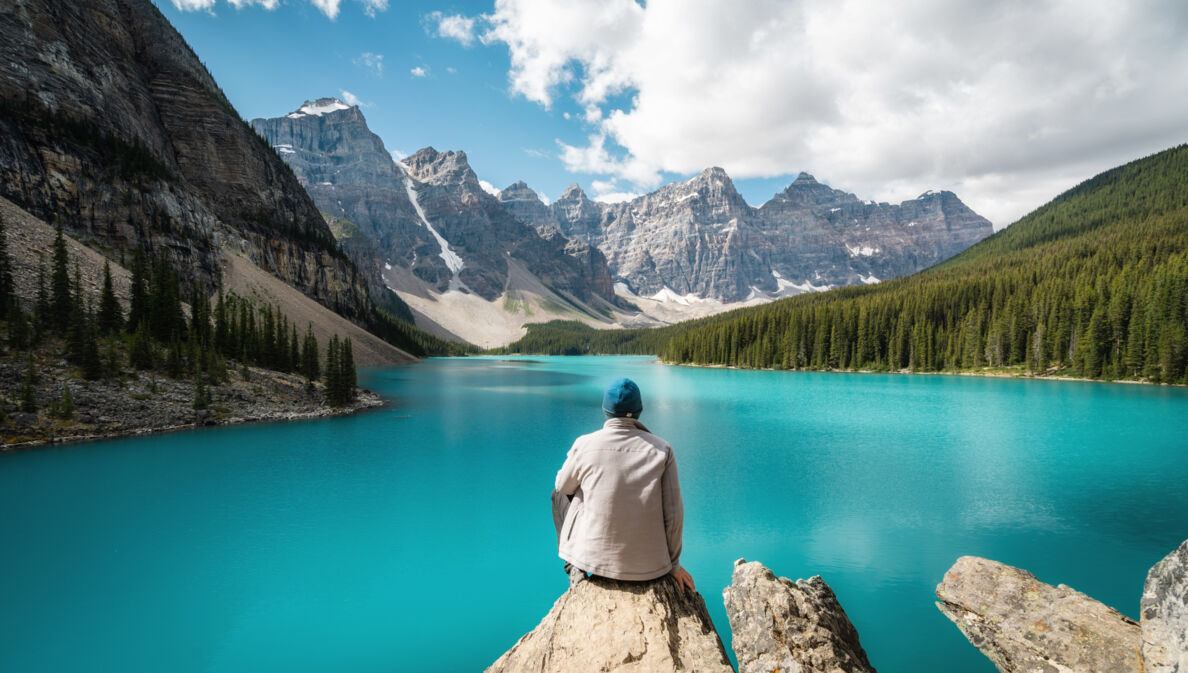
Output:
[0,1,374,323]
[251,101,622,346]
[506,168,994,303]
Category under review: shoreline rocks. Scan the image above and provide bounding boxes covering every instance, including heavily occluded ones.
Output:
[724,559,875,673]
[1141,540,1188,673]
[485,574,732,673]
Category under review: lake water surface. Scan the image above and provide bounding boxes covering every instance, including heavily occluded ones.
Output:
[2,356,1186,672]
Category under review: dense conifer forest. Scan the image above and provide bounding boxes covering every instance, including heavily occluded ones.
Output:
[502,144,1188,384]
[0,218,362,409]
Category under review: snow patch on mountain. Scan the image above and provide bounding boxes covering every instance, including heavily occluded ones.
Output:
[845,243,880,257]
[287,98,351,118]
[404,177,466,289]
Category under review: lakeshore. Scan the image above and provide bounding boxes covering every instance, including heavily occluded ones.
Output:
[0,351,383,450]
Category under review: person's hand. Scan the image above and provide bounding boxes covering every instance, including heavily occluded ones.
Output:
[670,565,696,593]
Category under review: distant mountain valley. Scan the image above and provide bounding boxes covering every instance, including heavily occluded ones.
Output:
[252,98,993,347]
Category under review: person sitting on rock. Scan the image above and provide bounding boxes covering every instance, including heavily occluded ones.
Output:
[551,377,696,593]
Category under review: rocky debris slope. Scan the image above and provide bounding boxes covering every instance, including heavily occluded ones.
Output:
[0,0,371,323]
[724,559,875,673]
[512,169,993,303]
[1141,540,1188,673]
[485,575,732,673]
[936,556,1142,673]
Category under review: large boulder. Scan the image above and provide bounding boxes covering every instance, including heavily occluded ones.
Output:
[723,559,876,673]
[485,575,732,673]
[935,556,1140,673]
[1141,539,1188,673]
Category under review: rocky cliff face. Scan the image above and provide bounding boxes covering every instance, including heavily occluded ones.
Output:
[0,0,369,319]
[252,104,619,311]
[513,168,993,302]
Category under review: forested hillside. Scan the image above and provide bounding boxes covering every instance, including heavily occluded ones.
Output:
[505,144,1188,384]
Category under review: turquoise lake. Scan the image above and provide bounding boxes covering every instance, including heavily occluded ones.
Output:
[2,355,1187,672]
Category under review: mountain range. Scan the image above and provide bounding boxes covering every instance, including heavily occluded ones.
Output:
[252,98,993,346]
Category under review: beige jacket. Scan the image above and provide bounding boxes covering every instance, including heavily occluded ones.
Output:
[552,417,684,581]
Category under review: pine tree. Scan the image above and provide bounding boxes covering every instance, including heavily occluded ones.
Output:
[0,210,13,318]
[97,260,122,334]
[192,366,210,411]
[301,324,319,381]
[80,314,103,380]
[49,229,72,333]
[165,332,184,378]
[342,337,356,402]
[35,257,49,334]
[129,321,154,370]
[325,335,342,406]
[7,306,30,350]
[128,247,149,330]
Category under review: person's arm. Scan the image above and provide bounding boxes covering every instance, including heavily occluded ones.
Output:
[555,445,581,496]
[662,447,695,592]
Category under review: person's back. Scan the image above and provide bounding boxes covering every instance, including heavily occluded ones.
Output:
[552,378,695,592]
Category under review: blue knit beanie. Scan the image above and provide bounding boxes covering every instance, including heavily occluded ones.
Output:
[603,378,643,418]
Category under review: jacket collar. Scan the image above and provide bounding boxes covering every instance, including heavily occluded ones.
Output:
[604,416,651,433]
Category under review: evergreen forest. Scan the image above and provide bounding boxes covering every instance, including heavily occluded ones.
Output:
[503,144,1188,384]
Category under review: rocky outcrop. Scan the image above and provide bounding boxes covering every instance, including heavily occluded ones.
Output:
[485,575,732,673]
[724,559,875,673]
[512,168,993,303]
[935,556,1141,673]
[0,0,371,322]
[1142,540,1188,673]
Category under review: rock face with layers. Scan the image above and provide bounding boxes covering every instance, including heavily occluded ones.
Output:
[252,104,620,312]
[723,559,876,673]
[1141,540,1188,673]
[511,169,993,303]
[0,0,371,322]
[935,555,1141,673]
[485,575,732,673]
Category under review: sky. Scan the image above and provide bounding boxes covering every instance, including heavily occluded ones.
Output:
[155,0,1188,229]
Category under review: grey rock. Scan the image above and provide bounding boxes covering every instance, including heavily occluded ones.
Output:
[511,168,993,302]
[486,574,732,673]
[935,555,1141,673]
[12,412,38,428]
[723,559,875,673]
[1142,539,1188,673]
[251,106,619,312]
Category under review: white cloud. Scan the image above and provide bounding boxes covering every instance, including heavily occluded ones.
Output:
[353,52,383,77]
[171,0,387,19]
[478,180,502,196]
[410,66,428,78]
[171,0,217,10]
[429,12,479,46]
[592,191,640,204]
[467,0,1188,228]
[359,0,387,18]
[309,0,341,19]
[590,178,639,203]
[390,149,407,161]
[340,90,365,107]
